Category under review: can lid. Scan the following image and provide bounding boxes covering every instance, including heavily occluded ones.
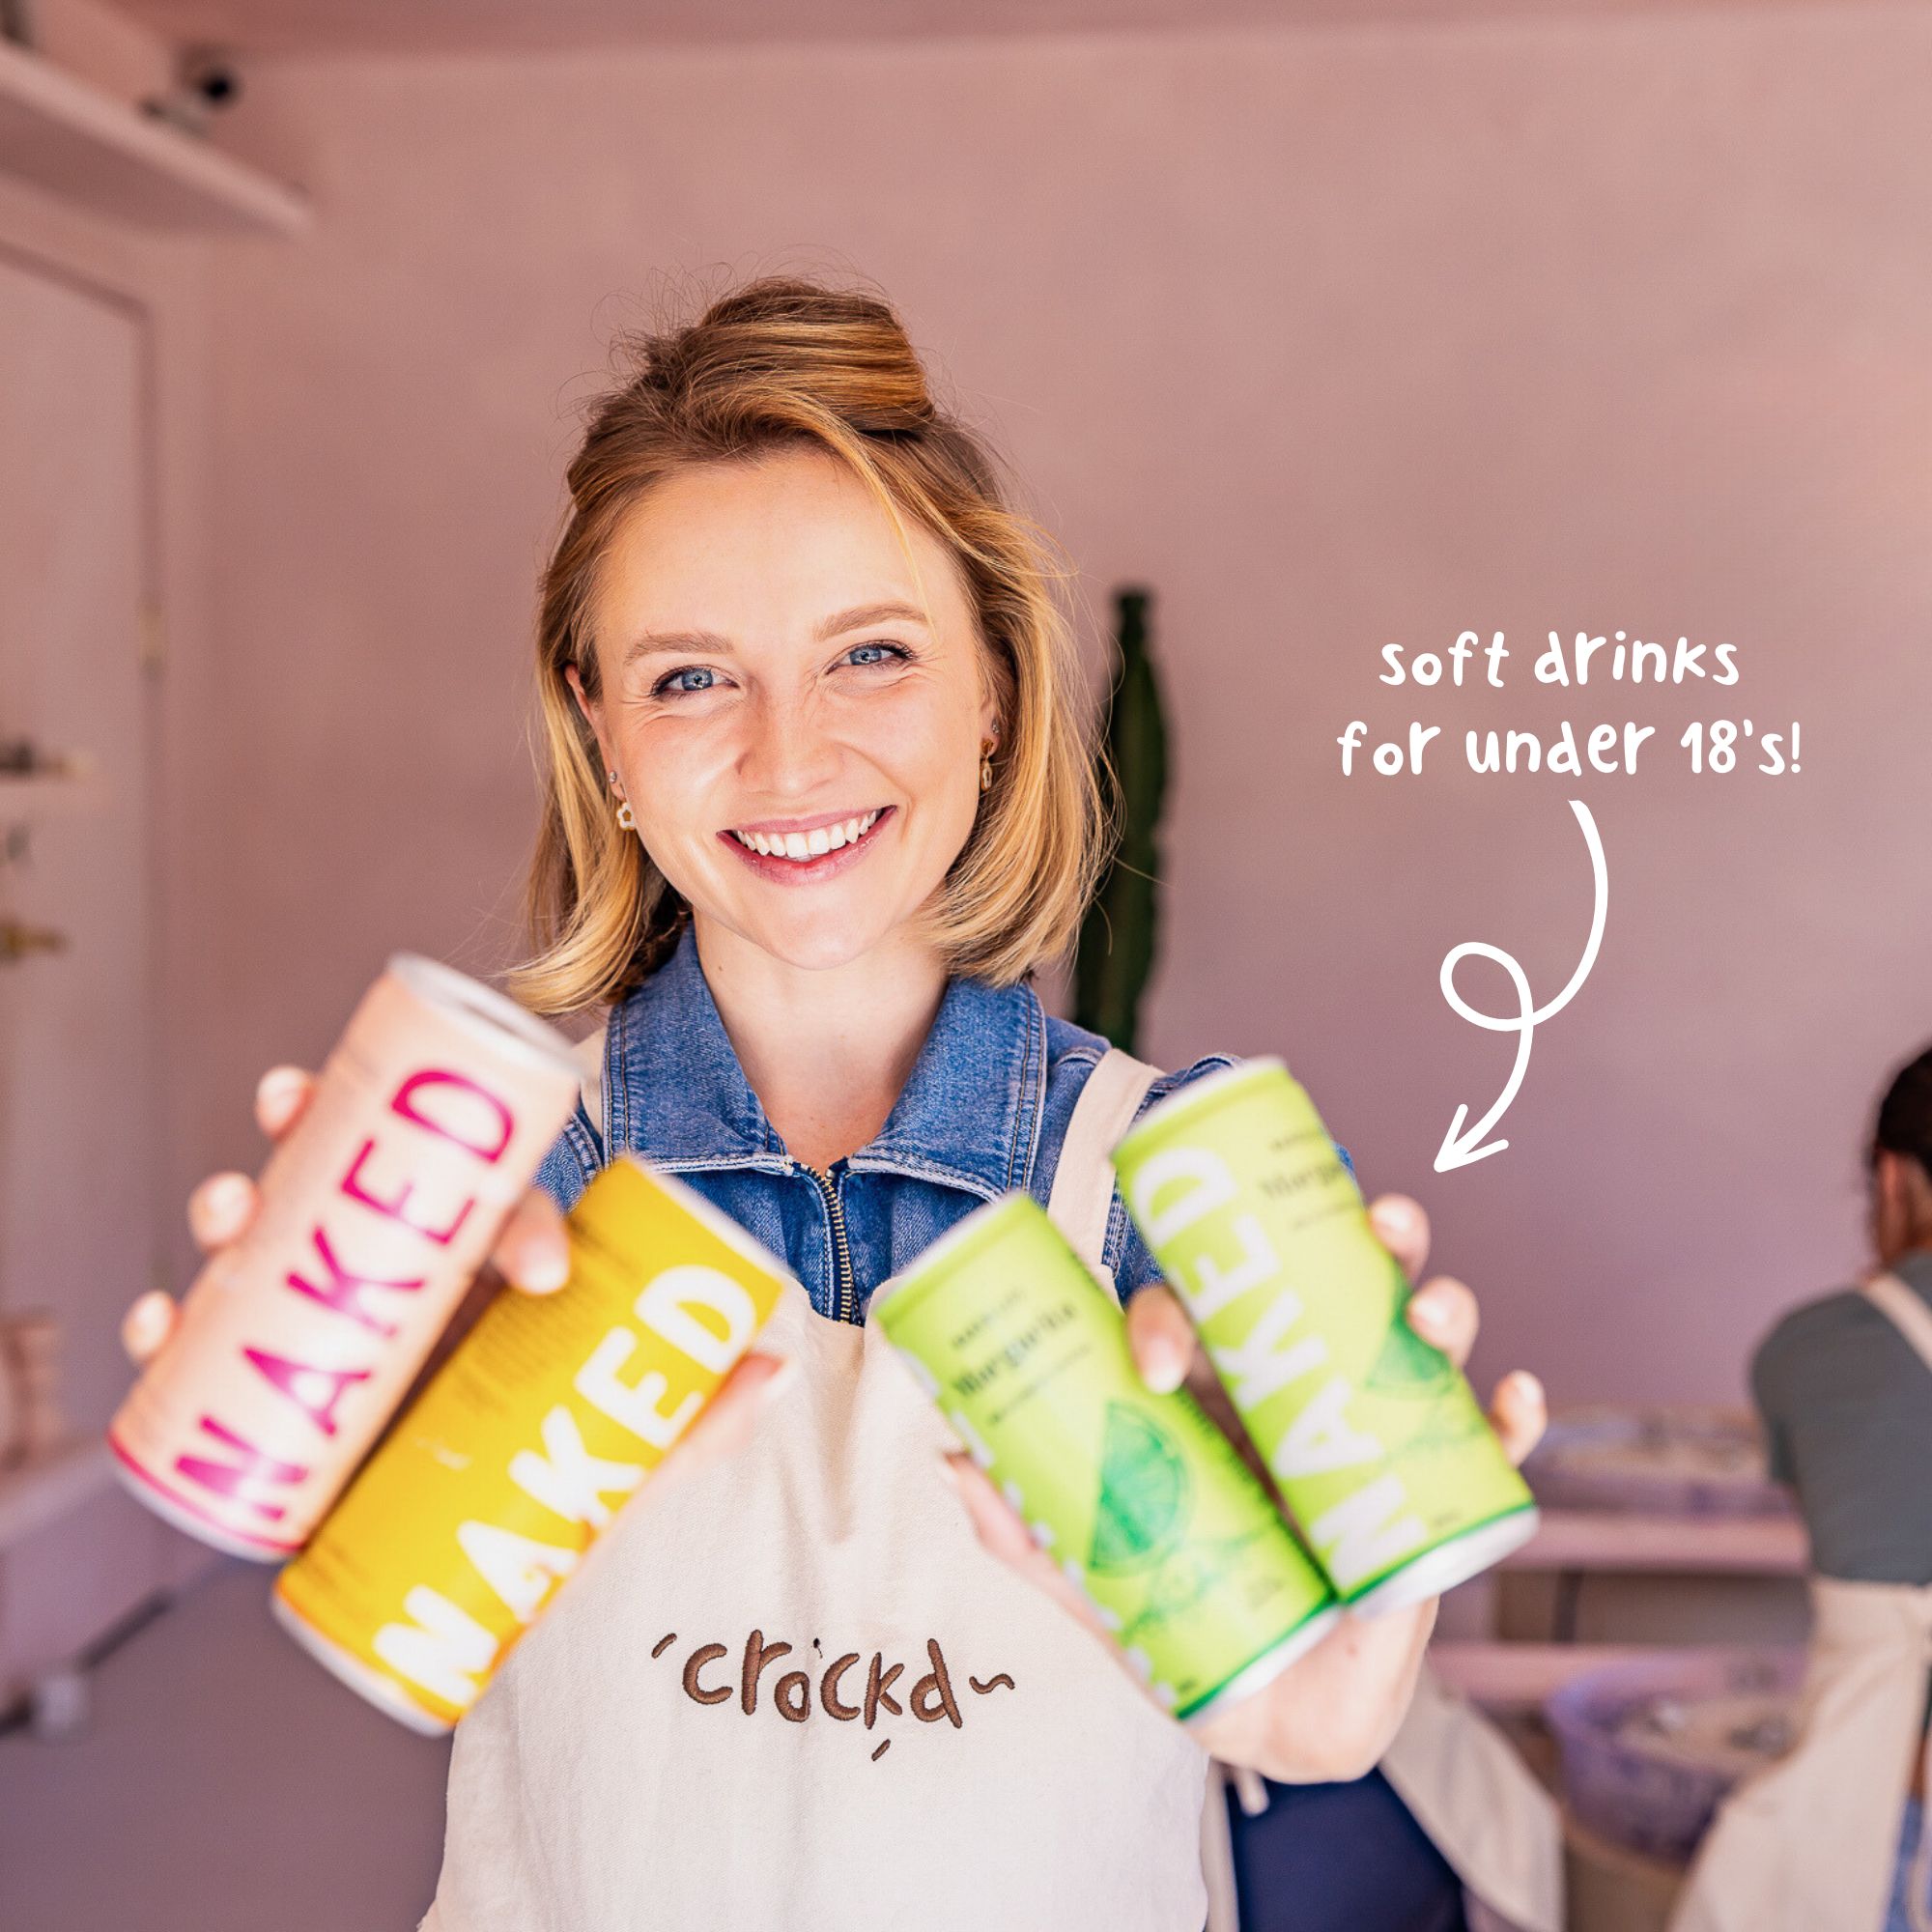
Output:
[386,953,580,1081]
[1112,1055,1290,1154]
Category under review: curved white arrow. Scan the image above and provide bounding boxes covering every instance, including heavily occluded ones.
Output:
[1434,799,1607,1173]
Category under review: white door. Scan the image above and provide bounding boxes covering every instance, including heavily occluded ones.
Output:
[0,247,173,1695]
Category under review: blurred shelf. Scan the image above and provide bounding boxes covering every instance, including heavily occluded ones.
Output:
[0,768,102,816]
[1430,1640,1661,1715]
[0,1436,113,1551]
[1505,1509,1808,1577]
[0,40,308,235]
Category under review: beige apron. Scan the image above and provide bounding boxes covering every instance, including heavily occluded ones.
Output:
[424,1045,1208,1932]
[1381,1662,1565,1932]
[1670,1273,1932,1932]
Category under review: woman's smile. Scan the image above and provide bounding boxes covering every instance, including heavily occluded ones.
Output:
[721,805,895,883]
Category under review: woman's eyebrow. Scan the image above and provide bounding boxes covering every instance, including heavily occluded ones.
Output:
[814,602,929,640]
[622,629,733,665]
[620,604,925,664]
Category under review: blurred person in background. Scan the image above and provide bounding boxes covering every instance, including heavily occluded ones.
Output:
[1673,1046,1932,1932]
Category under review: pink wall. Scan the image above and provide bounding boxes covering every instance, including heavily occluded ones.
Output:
[188,8,1932,1405]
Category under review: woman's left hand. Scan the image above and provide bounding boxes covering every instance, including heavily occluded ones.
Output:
[942,1191,1547,1782]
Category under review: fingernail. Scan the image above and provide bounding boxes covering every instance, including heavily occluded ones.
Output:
[1143,1342,1187,1396]
[123,1292,171,1360]
[517,1245,570,1294]
[1507,1370,1545,1406]
[1372,1199,1417,1231]
[935,1452,963,1493]
[196,1174,251,1224]
[758,1357,798,1405]
[256,1066,307,1114]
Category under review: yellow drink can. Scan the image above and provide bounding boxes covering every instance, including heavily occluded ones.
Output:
[272,1156,794,1732]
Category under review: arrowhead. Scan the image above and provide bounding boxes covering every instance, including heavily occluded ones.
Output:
[1433,1104,1510,1174]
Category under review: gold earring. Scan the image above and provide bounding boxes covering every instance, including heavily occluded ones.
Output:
[980,739,996,793]
[615,800,637,831]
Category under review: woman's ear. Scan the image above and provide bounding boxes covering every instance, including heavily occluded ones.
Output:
[565,665,616,778]
[1872,1150,1932,1265]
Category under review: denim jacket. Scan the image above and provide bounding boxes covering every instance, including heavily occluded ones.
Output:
[534,929,1233,1323]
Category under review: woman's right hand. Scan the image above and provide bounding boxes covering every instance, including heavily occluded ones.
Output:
[122,1065,790,1474]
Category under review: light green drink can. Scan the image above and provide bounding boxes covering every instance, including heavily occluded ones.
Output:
[874,1192,1338,1724]
[1111,1059,1539,1615]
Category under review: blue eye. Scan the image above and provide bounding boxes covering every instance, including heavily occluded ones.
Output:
[844,641,905,668]
[657,666,718,695]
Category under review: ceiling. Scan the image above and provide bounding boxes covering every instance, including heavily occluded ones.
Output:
[105,0,1860,57]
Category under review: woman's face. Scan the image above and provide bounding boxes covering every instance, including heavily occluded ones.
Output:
[574,448,998,975]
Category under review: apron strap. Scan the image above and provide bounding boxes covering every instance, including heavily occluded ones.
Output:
[1865,1276,1932,1931]
[1044,1047,1161,1276]
[1043,1048,1260,1929]
[1862,1273,1932,1379]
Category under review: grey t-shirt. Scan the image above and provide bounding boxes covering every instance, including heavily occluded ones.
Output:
[1751,1247,1932,1584]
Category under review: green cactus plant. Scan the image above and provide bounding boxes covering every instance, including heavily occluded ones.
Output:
[1073,587,1168,1055]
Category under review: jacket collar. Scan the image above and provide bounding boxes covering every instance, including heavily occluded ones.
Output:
[604,926,1047,1204]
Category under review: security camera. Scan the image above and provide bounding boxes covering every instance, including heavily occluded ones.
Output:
[143,50,242,137]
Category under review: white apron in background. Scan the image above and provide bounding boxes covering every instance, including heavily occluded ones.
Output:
[1380,1662,1565,1932]
[1670,1274,1932,1932]
[424,1047,1208,1932]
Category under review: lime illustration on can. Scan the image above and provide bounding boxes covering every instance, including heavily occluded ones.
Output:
[273,1156,795,1733]
[874,1193,1338,1724]
[1111,1059,1538,1614]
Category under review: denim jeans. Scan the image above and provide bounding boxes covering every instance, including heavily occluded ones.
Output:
[1227,1770,1468,1932]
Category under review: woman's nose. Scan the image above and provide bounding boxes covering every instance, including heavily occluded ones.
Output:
[738,693,838,799]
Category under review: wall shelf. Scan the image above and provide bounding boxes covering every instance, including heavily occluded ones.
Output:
[0,765,102,817]
[0,39,308,236]
[1502,1509,1808,1577]
[0,1436,113,1552]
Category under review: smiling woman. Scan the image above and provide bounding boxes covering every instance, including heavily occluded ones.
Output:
[152,275,1543,1932]
[513,281,1104,1018]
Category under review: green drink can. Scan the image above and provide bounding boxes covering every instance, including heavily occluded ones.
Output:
[874,1192,1338,1725]
[1111,1059,1539,1615]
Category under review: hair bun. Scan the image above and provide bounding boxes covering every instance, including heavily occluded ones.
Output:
[645,279,934,437]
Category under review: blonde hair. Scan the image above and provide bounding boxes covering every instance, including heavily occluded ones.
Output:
[513,277,1107,1016]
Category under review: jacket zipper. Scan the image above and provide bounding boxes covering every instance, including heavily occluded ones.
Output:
[799,1161,858,1324]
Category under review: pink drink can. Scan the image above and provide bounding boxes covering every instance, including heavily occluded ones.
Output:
[109,955,581,1559]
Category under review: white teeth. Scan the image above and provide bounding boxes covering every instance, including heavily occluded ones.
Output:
[734,811,884,860]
